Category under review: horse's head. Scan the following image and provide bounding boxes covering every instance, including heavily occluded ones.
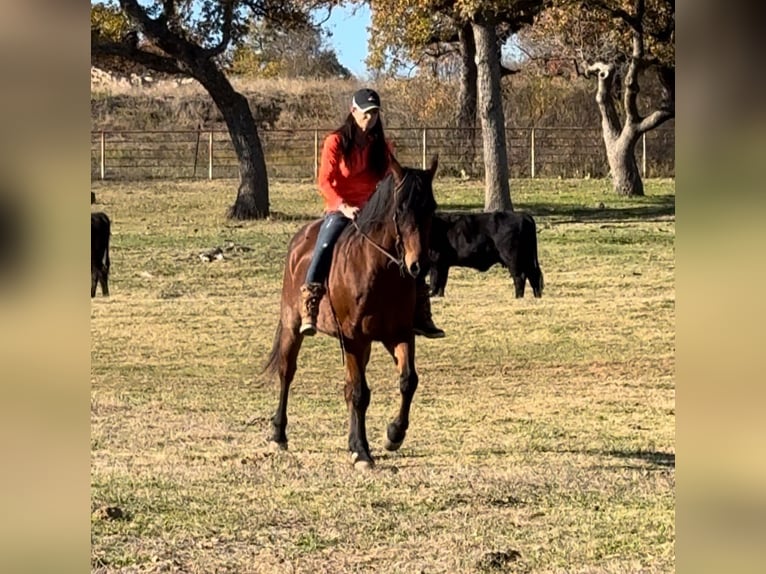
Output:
[390,155,438,278]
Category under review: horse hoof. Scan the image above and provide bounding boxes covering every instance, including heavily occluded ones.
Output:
[354,459,374,471]
[350,452,374,470]
[384,438,403,451]
[268,441,287,451]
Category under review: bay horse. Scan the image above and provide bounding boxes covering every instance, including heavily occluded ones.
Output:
[263,156,439,470]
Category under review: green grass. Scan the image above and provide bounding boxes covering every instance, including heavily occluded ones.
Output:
[91,177,674,573]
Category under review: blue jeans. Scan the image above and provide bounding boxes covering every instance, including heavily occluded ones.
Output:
[305,211,351,284]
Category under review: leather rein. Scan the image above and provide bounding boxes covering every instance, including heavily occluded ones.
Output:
[350,175,407,274]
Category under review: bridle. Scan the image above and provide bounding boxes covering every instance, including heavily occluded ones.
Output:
[351,173,408,274]
[333,172,417,364]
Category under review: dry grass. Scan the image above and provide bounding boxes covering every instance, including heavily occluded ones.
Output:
[92,74,363,102]
[91,177,674,573]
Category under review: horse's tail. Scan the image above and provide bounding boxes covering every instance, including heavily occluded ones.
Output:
[262,321,283,376]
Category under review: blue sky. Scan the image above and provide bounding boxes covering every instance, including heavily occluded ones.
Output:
[319,5,523,78]
[320,5,372,78]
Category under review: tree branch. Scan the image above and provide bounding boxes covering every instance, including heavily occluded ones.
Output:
[622,0,646,124]
[92,40,187,75]
[203,0,235,58]
[637,109,673,133]
[623,28,642,124]
[587,62,621,138]
[119,0,204,65]
[119,0,162,35]
[162,0,176,21]
[589,0,640,30]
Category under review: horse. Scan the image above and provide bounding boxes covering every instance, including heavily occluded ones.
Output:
[263,156,439,470]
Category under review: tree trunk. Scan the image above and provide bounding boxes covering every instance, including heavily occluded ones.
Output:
[588,61,645,196]
[194,64,270,219]
[455,23,478,177]
[605,132,643,196]
[472,15,513,212]
[97,1,271,218]
[223,93,271,219]
[586,4,673,197]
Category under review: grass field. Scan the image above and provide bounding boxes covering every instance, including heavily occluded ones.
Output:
[90,176,675,573]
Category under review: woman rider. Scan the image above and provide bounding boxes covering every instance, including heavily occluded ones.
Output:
[299,88,445,339]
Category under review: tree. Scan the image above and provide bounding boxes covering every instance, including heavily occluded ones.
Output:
[91,0,316,219]
[230,19,350,78]
[519,0,674,195]
[366,1,544,211]
[91,2,142,76]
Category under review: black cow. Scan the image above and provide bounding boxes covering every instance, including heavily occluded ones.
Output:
[91,211,111,297]
[428,210,544,298]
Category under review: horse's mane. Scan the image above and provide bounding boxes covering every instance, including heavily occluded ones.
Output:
[353,173,395,233]
[351,169,436,236]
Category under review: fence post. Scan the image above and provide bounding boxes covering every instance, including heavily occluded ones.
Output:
[208,131,213,180]
[422,128,427,169]
[193,127,201,178]
[530,128,536,178]
[642,132,647,178]
[100,131,105,180]
[314,129,319,180]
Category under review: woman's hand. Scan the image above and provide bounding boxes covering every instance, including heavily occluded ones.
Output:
[338,203,360,220]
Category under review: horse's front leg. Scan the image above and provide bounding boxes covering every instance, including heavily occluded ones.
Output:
[344,345,373,469]
[383,338,418,452]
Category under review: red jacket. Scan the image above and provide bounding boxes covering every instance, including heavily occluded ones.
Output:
[316,132,392,212]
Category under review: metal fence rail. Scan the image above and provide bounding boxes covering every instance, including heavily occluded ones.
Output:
[91,126,674,181]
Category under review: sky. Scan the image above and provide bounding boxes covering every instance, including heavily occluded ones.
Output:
[320,5,372,79]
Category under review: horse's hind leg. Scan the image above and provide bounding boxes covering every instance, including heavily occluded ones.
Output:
[344,345,373,469]
[269,322,303,450]
[383,339,418,452]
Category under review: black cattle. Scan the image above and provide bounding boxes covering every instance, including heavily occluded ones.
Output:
[91,212,111,297]
[428,210,544,298]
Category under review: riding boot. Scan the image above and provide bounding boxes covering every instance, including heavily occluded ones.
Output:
[413,281,445,338]
[299,282,326,336]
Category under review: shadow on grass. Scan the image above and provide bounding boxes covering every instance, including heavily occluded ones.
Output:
[607,448,675,468]
[533,446,675,470]
[438,194,675,225]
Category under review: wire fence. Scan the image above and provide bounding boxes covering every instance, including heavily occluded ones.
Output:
[90,126,674,181]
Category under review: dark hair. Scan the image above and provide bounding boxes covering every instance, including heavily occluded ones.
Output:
[333,113,389,180]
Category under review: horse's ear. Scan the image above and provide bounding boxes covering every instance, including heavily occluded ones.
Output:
[428,154,439,179]
[390,154,404,182]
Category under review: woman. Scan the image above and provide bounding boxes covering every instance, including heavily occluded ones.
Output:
[299,88,445,339]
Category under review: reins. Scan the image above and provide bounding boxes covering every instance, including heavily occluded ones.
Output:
[330,218,402,367]
[351,219,404,270]
[350,174,408,274]
[329,174,412,365]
